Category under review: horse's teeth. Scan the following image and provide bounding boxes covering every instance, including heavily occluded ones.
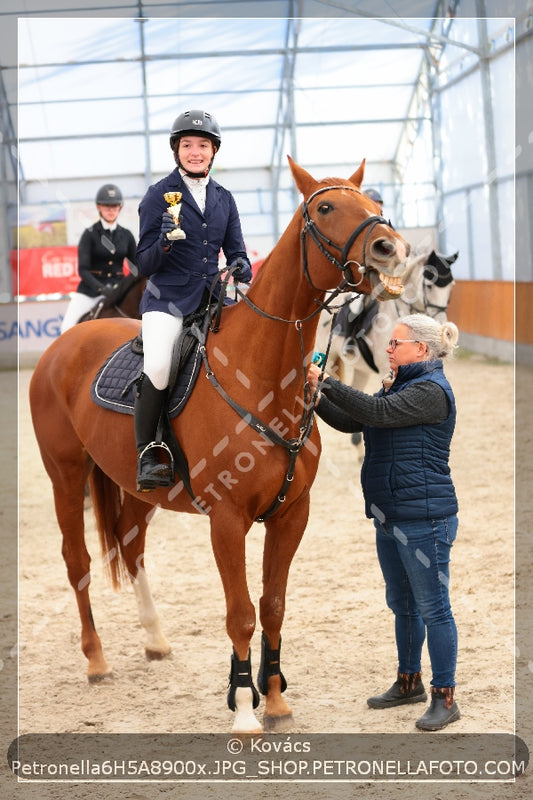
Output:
[379,272,404,295]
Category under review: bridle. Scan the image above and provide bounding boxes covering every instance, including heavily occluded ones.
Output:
[301,185,395,292]
[397,274,454,320]
[212,184,397,330]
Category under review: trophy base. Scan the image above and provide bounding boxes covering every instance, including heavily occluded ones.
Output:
[167,229,186,241]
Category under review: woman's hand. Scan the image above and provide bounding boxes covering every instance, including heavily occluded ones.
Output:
[307,362,328,394]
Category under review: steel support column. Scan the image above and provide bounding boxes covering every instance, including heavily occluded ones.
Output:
[0,70,18,300]
[270,3,300,241]
[477,8,503,279]
[136,12,152,190]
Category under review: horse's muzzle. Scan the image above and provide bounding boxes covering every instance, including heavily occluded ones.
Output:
[371,237,410,264]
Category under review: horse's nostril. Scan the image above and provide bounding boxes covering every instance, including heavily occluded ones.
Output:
[373,238,395,257]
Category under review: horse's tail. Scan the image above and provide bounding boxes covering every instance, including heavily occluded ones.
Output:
[88,464,129,591]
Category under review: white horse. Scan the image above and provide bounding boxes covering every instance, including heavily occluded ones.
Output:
[316,249,457,392]
[315,250,457,452]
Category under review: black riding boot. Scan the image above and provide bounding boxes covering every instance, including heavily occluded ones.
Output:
[367,670,427,708]
[134,374,173,492]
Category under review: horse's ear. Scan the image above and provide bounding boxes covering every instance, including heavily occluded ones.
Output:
[348,159,366,189]
[287,155,318,199]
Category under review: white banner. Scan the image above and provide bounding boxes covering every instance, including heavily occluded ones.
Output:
[0,300,68,358]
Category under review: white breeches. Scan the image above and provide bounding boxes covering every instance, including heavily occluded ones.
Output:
[141,311,183,390]
[60,292,102,333]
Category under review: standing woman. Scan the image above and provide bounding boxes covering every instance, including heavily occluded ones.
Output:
[134,109,252,491]
[308,313,461,731]
[61,184,137,332]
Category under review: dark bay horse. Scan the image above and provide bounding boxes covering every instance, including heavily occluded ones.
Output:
[29,157,410,733]
[79,272,146,322]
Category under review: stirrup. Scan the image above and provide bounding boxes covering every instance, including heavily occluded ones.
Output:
[136,442,175,492]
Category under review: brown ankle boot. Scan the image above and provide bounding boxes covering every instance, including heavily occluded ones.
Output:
[367,671,427,709]
[415,686,461,731]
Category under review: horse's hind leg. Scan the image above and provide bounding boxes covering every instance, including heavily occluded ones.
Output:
[50,458,113,681]
[113,493,171,660]
[30,366,114,681]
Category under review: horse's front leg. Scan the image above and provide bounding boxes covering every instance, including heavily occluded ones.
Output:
[259,498,309,731]
[210,513,262,734]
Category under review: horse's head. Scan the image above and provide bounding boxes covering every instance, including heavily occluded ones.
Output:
[288,157,410,300]
[423,250,457,289]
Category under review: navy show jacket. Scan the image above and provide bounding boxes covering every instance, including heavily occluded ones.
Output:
[136,168,248,316]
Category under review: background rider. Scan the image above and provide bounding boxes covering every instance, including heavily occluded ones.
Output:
[60,183,137,333]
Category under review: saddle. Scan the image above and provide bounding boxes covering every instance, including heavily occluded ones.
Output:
[91,318,204,418]
[91,308,212,500]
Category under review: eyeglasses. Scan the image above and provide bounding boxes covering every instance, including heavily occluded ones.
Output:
[387,338,419,351]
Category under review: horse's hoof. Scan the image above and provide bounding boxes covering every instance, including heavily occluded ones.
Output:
[263,713,295,733]
[231,722,264,735]
[231,686,263,733]
[145,648,170,661]
[88,671,114,684]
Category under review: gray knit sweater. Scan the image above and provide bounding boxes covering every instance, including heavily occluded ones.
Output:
[315,375,449,432]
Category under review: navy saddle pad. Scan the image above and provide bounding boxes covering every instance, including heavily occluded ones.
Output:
[91,335,202,418]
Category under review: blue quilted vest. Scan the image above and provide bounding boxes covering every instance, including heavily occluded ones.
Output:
[361,360,458,522]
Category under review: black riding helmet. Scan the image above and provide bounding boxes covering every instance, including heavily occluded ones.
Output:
[95,184,123,206]
[169,110,221,177]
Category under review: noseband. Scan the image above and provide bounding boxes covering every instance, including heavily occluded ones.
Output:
[301,185,394,291]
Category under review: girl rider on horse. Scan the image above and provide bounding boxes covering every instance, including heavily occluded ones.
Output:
[61,184,137,333]
[134,109,252,492]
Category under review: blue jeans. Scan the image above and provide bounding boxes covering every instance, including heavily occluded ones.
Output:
[374,515,458,688]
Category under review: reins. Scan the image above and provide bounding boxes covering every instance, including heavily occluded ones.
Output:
[210,264,348,331]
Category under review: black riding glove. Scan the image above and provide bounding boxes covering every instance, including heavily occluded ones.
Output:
[99,283,118,299]
[229,257,252,283]
[159,211,179,247]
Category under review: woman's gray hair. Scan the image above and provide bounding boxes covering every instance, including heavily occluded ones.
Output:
[397,313,459,360]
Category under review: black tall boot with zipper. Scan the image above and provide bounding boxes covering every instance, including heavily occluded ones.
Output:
[134,373,173,492]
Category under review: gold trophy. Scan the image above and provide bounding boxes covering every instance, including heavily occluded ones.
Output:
[163,192,186,240]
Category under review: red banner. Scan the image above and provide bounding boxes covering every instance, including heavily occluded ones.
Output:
[11,247,131,297]
[12,247,79,297]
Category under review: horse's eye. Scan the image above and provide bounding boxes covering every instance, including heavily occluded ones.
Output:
[317,202,333,215]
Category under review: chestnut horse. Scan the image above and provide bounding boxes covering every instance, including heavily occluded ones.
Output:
[29,158,410,734]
